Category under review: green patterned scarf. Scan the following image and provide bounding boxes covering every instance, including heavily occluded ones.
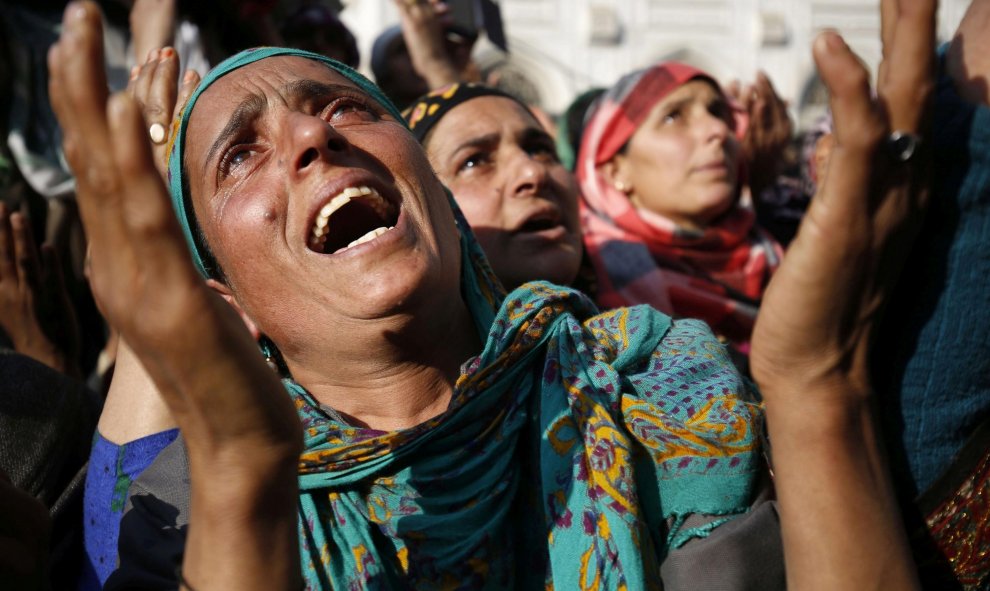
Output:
[168,48,763,589]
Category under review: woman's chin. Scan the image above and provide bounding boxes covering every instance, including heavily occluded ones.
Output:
[693,188,740,226]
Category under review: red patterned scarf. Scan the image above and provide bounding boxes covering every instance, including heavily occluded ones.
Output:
[576,62,782,350]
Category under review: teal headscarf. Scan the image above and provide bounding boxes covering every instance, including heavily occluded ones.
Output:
[168,48,764,590]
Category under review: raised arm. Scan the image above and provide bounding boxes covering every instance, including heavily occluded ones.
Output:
[98,43,201,443]
[48,3,302,590]
[393,0,470,90]
[749,0,935,588]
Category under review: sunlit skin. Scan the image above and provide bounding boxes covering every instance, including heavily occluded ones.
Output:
[605,80,741,232]
[184,56,480,429]
[423,97,583,288]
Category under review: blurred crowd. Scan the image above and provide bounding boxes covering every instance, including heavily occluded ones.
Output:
[0,0,987,589]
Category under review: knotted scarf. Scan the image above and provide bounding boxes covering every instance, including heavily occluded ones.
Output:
[167,49,763,589]
[576,62,782,350]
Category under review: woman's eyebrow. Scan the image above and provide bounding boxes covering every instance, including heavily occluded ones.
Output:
[520,127,553,144]
[450,132,499,157]
[281,79,364,104]
[656,95,693,116]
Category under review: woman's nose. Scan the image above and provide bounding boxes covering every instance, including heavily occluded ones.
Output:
[508,151,551,198]
[285,112,349,175]
[699,110,732,144]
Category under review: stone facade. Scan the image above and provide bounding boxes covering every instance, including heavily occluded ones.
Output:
[339,0,970,127]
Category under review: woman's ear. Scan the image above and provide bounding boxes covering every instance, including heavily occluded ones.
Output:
[600,156,632,195]
[205,279,261,341]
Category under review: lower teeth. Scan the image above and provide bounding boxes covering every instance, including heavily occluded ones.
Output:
[342,226,391,251]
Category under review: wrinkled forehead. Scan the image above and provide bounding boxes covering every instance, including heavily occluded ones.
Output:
[185,56,365,164]
[426,96,543,148]
[452,95,540,126]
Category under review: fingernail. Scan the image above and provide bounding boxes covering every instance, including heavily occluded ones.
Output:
[160,47,175,60]
[68,2,87,22]
[183,69,196,84]
[130,65,140,80]
[826,32,846,52]
[147,48,159,62]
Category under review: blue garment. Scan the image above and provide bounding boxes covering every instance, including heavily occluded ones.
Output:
[873,48,990,497]
[78,429,179,589]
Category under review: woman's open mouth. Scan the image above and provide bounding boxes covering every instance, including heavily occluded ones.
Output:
[308,186,400,255]
[514,207,568,241]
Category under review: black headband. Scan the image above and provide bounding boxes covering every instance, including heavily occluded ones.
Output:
[404,83,526,143]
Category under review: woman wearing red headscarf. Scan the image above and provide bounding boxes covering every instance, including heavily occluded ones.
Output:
[577,63,783,354]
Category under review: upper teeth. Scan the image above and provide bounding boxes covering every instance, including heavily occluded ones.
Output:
[310,186,393,251]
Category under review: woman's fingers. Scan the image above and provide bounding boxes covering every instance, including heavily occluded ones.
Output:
[49,2,124,246]
[129,0,176,65]
[55,4,113,172]
[811,32,882,215]
[128,46,180,176]
[108,91,188,262]
[129,48,160,101]
[878,0,937,132]
[176,69,201,120]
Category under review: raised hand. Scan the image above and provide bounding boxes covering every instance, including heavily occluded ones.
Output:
[393,0,464,89]
[749,0,935,588]
[49,3,301,589]
[127,46,200,178]
[129,0,176,70]
[0,205,80,377]
[728,72,794,197]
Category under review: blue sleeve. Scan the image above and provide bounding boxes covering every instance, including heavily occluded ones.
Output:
[78,428,179,590]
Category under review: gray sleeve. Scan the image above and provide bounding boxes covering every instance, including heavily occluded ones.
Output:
[660,490,786,591]
[104,436,191,591]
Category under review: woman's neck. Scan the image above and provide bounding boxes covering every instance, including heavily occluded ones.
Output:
[284,298,481,431]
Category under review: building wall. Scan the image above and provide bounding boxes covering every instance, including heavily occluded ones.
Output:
[340,0,971,127]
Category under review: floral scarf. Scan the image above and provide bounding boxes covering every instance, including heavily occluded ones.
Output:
[168,49,764,589]
[576,62,782,350]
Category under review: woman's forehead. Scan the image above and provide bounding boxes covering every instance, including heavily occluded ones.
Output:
[429,96,540,146]
[192,56,359,119]
[658,79,722,105]
[453,96,537,124]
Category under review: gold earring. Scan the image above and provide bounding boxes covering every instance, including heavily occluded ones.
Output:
[614,181,628,193]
